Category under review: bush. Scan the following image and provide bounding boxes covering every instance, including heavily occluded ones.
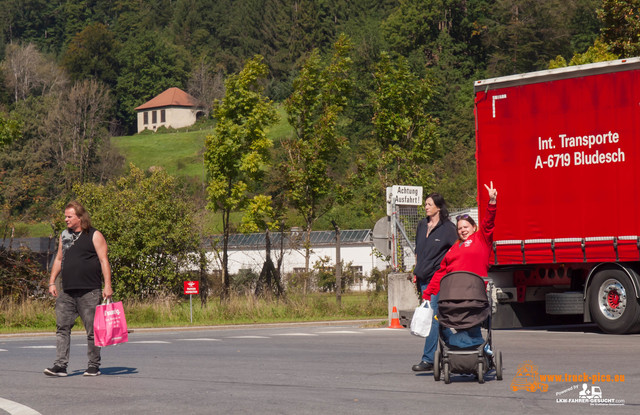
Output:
[0,247,48,301]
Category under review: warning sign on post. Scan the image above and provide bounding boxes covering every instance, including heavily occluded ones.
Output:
[183,281,199,295]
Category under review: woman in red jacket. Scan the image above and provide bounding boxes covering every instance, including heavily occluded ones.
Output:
[422,182,497,350]
[423,182,497,300]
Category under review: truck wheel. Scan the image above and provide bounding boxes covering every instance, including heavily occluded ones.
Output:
[588,270,640,334]
[546,292,584,315]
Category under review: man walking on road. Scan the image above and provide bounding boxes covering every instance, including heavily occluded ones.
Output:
[44,201,113,377]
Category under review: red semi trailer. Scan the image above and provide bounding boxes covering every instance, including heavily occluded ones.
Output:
[474,57,640,334]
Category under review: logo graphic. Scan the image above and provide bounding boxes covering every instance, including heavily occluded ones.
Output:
[555,383,625,406]
[578,383,602,400]
[510,361,549,392]
[104,309,120,317]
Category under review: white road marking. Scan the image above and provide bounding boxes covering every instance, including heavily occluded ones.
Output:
[178,338,221,341]
[20,346,56,349]
[316,330,362,334]
[0,349,7,352]
[273,333,318,336]
[128,341,171,344]
[226,336,269,339]
[0,397,42,415]
[364,328,405,331]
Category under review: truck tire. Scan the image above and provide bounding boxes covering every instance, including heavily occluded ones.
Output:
[588,270,640,334]
[545,292,584,315]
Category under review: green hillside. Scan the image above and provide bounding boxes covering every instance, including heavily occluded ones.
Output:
[111,128,210,178]
[111,106,291,180]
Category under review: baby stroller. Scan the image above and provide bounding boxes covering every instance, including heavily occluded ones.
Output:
[433,271,503,384]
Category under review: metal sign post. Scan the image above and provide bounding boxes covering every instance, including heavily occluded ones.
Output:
[386,185,423,271]
[183,281,200,323]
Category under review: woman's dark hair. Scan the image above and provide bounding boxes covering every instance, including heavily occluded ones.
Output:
[426,192,450,222]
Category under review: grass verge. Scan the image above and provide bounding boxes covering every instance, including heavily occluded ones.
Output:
[0,292,387,334]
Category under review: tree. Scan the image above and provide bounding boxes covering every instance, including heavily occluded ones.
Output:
[204,55,279,298]
[0,111,21,147]
[61,22,120,88]
[72,165,200,299]
[549,38,618,68]
[598,0,640,57]
[483,0,582,75]
[281,34,353,274]
[1,43,67,102]
[353,52,440,216]
[187,57,225,116]
[44,79,115,192]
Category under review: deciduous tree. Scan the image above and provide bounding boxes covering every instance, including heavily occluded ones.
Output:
[281,34,353,274]
[44,79,115,191]
[62,22,120,88]
[73,165,200,299]
[353,52,439,216]
[204,55,278,298]
[1,43,67,102]
[598,0,640,57]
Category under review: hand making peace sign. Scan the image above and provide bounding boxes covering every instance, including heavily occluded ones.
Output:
[484,181,497,203]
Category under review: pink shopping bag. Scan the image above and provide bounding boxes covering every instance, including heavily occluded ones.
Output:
[94,300,129,347]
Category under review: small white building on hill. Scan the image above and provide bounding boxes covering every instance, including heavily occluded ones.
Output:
[135,87,205,133]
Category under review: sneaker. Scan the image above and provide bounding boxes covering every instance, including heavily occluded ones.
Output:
[412,361,434,372]
[83,366,101,376]
[44,365,67,377]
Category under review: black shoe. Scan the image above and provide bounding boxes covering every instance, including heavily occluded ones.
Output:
[412,361,434,372]
[44,365,68,377]
[83,366,101,376]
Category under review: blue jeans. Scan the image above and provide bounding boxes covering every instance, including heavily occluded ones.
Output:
[420,293,437,363]
[418,281,449,364]
[441,325,484,348]
[54,289,102,368]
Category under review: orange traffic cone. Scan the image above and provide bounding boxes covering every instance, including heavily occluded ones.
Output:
[388,306,404,329]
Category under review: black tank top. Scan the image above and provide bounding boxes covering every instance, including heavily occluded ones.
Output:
[60,228,102,290]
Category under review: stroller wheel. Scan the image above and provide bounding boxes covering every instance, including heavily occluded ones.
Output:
[433,350,441,381]
[477,362,485,384]
[443,362,451,384]
[495,350,503,381]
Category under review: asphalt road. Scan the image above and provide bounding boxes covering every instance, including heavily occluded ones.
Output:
[1,322,638,415]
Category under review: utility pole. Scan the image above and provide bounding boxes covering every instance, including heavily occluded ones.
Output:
[332,220,341,307]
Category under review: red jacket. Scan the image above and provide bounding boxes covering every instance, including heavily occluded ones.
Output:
[423,202,496,299]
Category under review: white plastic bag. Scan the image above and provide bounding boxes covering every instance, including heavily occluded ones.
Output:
[410,300,434,337]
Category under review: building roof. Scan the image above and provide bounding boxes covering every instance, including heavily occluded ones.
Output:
[134,87,201,111]
[206,229,373,249]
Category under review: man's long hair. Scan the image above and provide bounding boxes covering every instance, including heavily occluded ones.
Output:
[66,201,92,232]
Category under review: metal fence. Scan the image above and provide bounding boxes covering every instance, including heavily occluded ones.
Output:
[390,203,422,272]
[390,205,479,272]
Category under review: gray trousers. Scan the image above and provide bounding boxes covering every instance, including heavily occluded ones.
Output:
[54,288,102,368]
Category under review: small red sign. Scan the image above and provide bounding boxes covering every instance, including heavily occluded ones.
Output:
[183,281,199,295]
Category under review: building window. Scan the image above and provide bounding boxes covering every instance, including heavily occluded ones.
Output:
[143,112,148,125]
[152,111,157,124]
[350,266,363,278]
[161,109,166,123]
